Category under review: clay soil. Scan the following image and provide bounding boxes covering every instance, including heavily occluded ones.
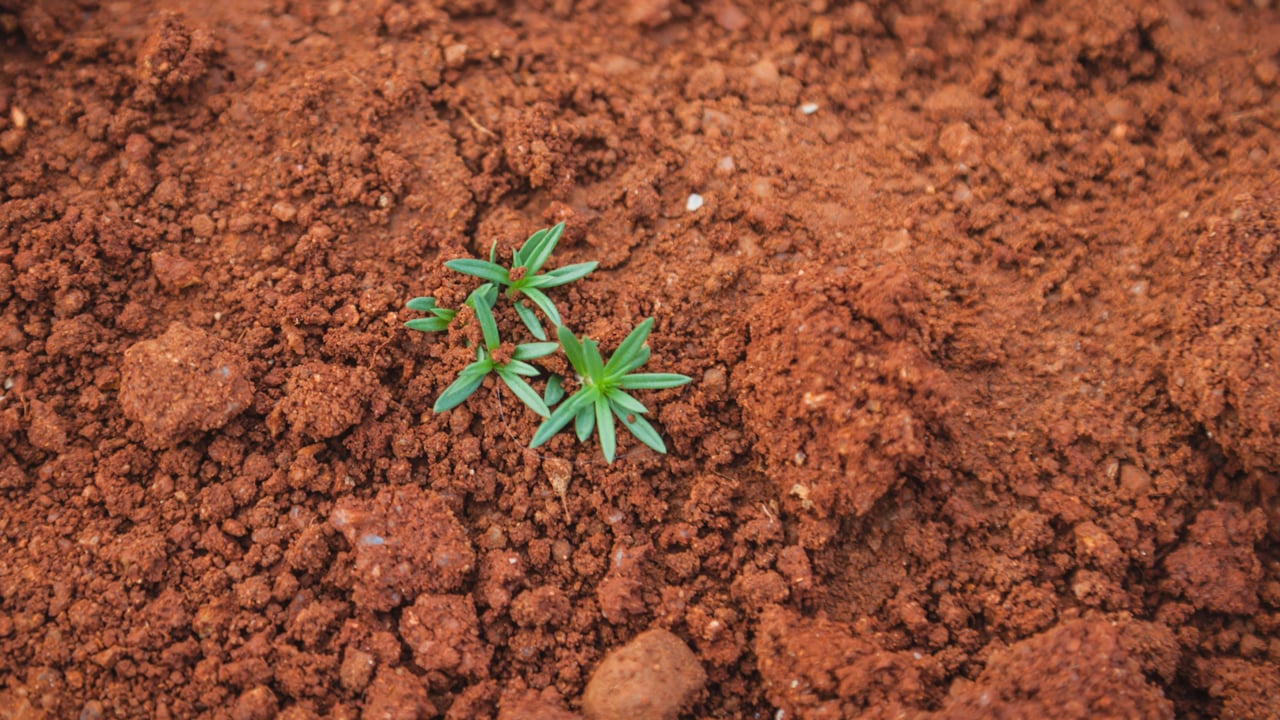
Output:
[3,1,1280,718]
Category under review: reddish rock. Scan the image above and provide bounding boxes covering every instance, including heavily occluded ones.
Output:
[582,629,706,720]
[119,323,253,448]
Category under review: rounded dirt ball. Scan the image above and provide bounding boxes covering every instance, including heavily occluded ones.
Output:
[581,628,706,720]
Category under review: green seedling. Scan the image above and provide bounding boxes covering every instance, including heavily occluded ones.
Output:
[531,318,691,463]
[404,296,457,333]
[432,287,559,416]
[444,222,597,340]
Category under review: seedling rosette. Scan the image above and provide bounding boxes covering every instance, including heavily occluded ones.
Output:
[444,222,597,340]
[430,285,559,417]
[531,318,691,463]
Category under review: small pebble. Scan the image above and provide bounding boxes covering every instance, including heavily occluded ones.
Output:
[582,628,706,720]
[190,214,215,238]
[800,102,819,115]
[686,193,704,212]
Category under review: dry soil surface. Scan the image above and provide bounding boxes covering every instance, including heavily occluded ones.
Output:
[2,1,1279,719]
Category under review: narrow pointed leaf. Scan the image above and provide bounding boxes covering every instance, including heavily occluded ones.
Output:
[544,375,565,406]
[406,297,438,312]
[526,261,598,288]
[472,292,501,350]
[497,369,550,417]
[607,389,648,416]
[606,346,650,380]
[604,318,654,376]
[513,300,546,340]
[575,404,595,442]
[516,226,551,266]
[595,395,616,463]
[556,325,588,376]
[476,283,499,306]
[430,307,458,320]
[531,390,593,448]
[512,342,560,360]
[582,339,605,382]
[521,287,562,326]
[505,359,540,377]
[524,222,565,274]
[613,405,667,454]
[405,317,452,333]
[433,363,490,412]
[445,258,510,285]
[617,373,692,390]
[488,239,498,263]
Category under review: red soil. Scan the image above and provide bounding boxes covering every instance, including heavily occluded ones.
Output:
[2,1,1279,718]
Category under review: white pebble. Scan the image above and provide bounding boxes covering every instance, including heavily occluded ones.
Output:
[800,102,819,115]
[686,193,704,212]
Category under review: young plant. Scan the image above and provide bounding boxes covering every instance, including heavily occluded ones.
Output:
[403,296,457,333]
[444,222,597,340]
[431,286,559,417]
[530,318,691,463]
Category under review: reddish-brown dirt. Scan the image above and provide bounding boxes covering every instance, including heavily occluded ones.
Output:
[2,1,1279,718]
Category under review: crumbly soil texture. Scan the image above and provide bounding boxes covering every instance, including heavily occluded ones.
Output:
[2,1,1279,719]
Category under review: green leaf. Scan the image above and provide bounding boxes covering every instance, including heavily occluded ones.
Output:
[607,388,648,416]
[434,362,491,412]
[523,222,565,274]
[526,261,598,288]
[544,375,565,406]
[582,339,606,383]
[488,239,498,264]
[512,342,560,361]
[513,300,546,340]
[575,404,595,442]
[521,287,562,326]
[505,359,541,377]
[604,318,653,376]
[557,325,588,377]
[430,307,458,320]
[405,296,438,312]
[475,282,499,306]
[613,405,667,454]
[617,373,692,390]
[405,317,451,333]
[445,258,510,285]
[531,390,593,448]
[595,395,616,463]
[607,346,650,379]
[471,290,501,350]
[515,226,551,267]
[497,368,550,417]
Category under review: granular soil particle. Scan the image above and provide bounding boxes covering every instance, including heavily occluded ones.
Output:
[2,1,1279,718]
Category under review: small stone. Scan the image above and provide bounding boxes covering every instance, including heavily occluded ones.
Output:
[712,2,749,31]
[190,214,215,238]
[685,193,704,212]
[581,628,706,720]
[119,323,254,448]
[444,43,468,68]
[25,399,67,453]
[624,0,673,26]
[339,647,376,693]
[270,202,297,223]
[1118,464,1152,496]
[0,129,24,155]
[1255,58,1278,86]
[231,686,278,720]
[151,251,202,292]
